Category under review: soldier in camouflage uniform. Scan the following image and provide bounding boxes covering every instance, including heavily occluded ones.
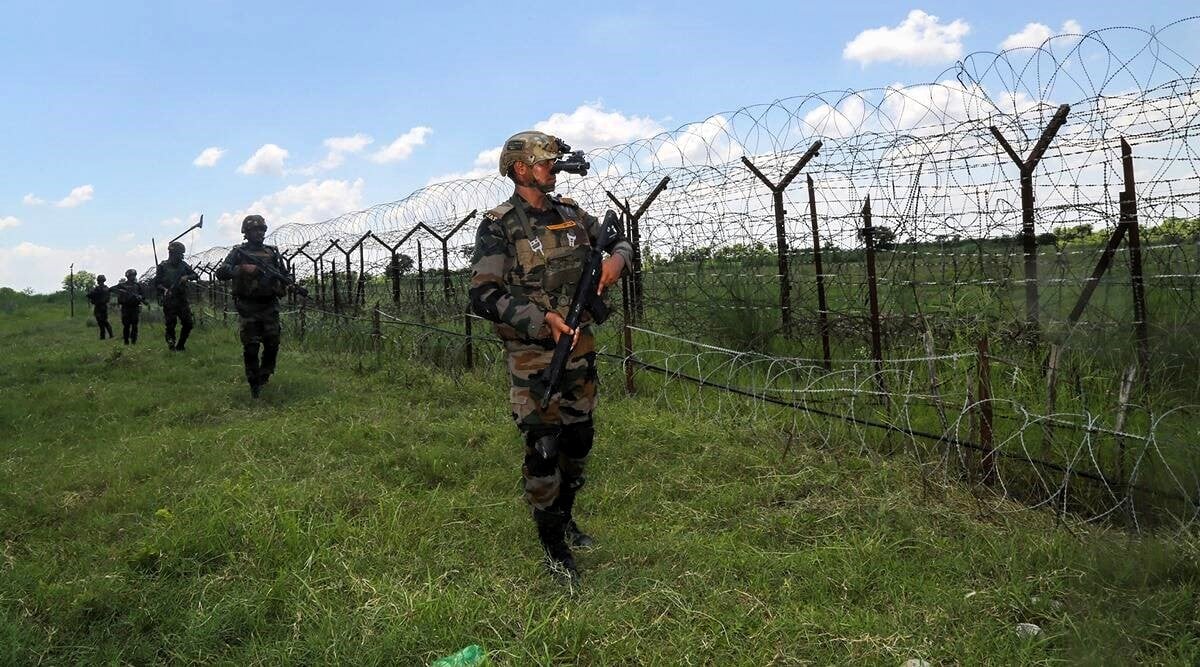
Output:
[470,131,633,581]
[85,274,114,340]
[215,214,294,398]
[154,241,200,351]
[114,268,146,344]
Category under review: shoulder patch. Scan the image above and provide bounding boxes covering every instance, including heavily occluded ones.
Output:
[556,196,579,207]
[485,202,515,221]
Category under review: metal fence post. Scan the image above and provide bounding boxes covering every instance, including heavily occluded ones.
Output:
[989,104,1070,348]
[807,174,832,370]
[1120,138,1151,383]
[741,141,822,337]
[417,240,426,320]
[605,177,669,325]
[862,196,885,389]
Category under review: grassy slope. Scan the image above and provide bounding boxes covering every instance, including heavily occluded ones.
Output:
[0,302,1197,665]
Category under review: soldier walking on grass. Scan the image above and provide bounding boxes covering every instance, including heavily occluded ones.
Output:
[469,131,632,583]
[114,268,145,344]
[154,241,199,351]
[85,274,114,340]
[215,214,295,398]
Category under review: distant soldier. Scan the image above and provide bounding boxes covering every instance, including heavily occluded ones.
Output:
[469,131,632,582]
[85,274,114,340]
[154,241,200,351]
[114,268,146,345]
[215,214,296,398]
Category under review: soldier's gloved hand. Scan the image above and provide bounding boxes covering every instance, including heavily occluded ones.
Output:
[544,311,579,349]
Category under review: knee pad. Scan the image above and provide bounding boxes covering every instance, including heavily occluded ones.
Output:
[559,420,595,459]
[523,428,560,477]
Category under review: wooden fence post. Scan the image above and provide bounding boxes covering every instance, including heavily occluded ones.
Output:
[372,302,381,364]
[977,336,996,485]
[464,311,474,370]
[1043,344,1063,458]
[1112,364,1137,490]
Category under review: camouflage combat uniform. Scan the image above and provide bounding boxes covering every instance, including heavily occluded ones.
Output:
[86,282,113,339]
[154,259,199,350]
[469,192,633,512]
[215,240,291,391]
[114,278,145,344]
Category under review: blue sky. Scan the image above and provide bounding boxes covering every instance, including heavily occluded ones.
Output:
[2,1,1197,291]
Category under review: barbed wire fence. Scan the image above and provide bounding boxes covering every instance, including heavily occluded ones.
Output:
[159,21,1200,530]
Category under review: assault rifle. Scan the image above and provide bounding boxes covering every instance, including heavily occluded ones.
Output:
[114,281,146,306]
[230,246,310,299]
[157,266,198,301]
[534,210,619,409]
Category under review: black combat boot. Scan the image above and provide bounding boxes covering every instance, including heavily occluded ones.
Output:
[533,509,578,583]
[175,327,190,351]
[556,487,594,549]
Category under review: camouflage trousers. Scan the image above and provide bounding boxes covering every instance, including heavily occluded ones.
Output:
[162,301,193,348]
[504,328,598,510]
[236,300,281,383]
[120,305,140,344]
[93,305,113,339]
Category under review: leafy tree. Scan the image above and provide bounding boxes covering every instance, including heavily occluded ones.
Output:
[857,225,896,250]
[63,270,95,294]
[1145,217,1200,243]
[386,253,414,278]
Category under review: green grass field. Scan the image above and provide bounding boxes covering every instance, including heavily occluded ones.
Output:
[1,295,1198,665]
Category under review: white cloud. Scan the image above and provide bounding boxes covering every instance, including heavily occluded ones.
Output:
[1000,20,1083,50]
[237,144,290,175]
[426,104,663,184]
[215,178,366,241]
[117,231,136,242]
[533,103,664,149]
[296,133,376,175]
[843,10,970,66]
[426,147,505,185]
[0,240,158,293]
[802,96,869,139]
[369,127,433,163]
[324,133,373,155]
[56,184,94,208]
[474,146,502,169]
[158,212,202,229]
[0,216,19,230]
[192,146,227,168]
[653,115,744,168]
[22,193,45,206]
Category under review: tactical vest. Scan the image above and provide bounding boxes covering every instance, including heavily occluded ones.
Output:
[231,244,287,300]
[494,197,593,318]
[157,262,192,304]
[115,284,141,307]
[88,286,110,307]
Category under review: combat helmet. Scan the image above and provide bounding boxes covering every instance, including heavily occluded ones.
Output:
[241,214,267,234]
[498,131,567,176]
[167,241,185,255]
[125,268,137,279]
[97,274,106,283]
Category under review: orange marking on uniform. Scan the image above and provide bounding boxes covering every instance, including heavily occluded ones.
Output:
[546,221,577,231]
